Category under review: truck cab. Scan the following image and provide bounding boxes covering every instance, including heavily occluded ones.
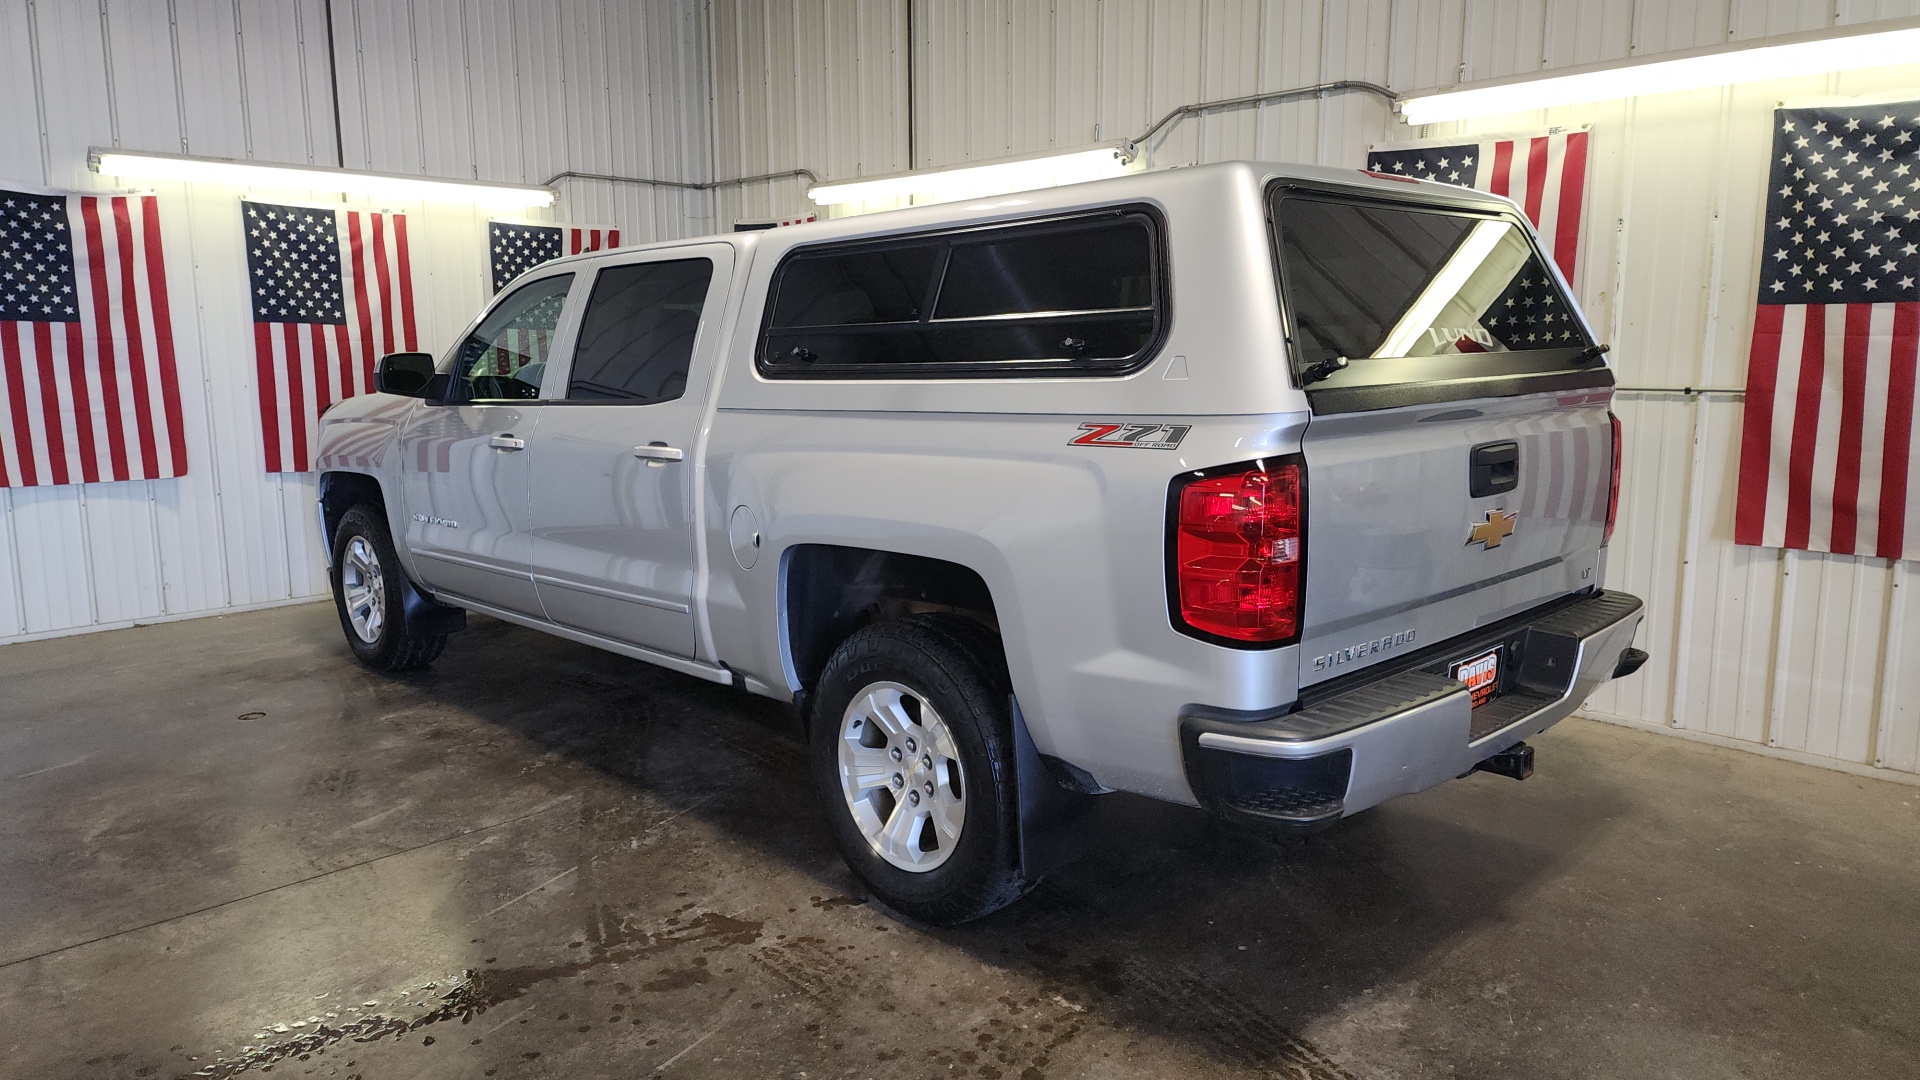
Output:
[315,161,1646,924]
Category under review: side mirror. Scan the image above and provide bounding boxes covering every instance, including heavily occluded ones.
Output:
[375,351,437,397]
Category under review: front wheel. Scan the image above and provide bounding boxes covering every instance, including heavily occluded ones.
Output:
[809,614,1031,925]
[331,504,447,671]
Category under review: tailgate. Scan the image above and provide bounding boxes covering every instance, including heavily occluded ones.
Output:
[1296,392,1611,685]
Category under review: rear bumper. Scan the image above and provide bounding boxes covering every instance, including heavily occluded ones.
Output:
[1179,589,1644,830]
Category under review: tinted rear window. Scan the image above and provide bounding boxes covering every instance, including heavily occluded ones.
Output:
[759,208,1164,378]
[1273,194,1592,379]
[568,258,714,403]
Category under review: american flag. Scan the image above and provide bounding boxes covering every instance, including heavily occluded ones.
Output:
[489,220,619,293]
[245,200,414,473]
[1366,129,1591,284]
[1734,103,1920,562]
[0,188,186,487]
[1483,269,1585,350]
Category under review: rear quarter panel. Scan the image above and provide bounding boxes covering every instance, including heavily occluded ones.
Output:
[704,411,1308,801]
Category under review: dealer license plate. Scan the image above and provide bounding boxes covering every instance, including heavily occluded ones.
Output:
[1450,646,1503,709]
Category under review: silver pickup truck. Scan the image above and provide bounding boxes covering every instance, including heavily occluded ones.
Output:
[314,161,1647,924]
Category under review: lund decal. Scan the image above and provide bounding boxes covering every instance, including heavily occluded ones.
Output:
[1070,422,1192,450]
[1466,509,1517,550]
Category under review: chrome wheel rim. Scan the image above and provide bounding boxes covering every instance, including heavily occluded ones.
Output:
[837,681,966,873]
[340,535,386,644]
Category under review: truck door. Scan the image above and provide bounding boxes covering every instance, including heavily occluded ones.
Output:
[521,245,734,658]
[398,272,577,617]
[1270,188,1616,692]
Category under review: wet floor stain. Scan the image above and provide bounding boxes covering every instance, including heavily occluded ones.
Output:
[164,889,1358,1080]
[640,956,711,992]
[174,909,763,1078]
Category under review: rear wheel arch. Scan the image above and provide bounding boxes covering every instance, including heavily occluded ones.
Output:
[781,544,1003,705]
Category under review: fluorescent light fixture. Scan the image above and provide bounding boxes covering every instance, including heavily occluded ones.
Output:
[90,148,556,209]
[1399,17,1920,124]
[807,144,1136,207]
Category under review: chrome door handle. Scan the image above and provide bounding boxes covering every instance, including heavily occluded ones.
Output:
[489,434,526,451]
[633,443,684,462]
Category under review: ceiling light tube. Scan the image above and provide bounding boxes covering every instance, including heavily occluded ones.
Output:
[807,143,1137,207]
[1399,17,1920,125]
[90,148,557,209]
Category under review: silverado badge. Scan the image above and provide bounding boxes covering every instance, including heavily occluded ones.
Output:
[1467,509,1517,549]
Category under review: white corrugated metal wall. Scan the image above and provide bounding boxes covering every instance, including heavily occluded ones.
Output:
[708,0,1920,782]
[0,0,712,644]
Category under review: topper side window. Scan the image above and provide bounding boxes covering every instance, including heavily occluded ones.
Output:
[757,206,1166,379]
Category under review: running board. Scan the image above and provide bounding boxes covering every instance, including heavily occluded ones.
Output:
[437,593,734,687]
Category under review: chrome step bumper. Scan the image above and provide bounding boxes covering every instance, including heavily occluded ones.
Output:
[1179,589,1646,830]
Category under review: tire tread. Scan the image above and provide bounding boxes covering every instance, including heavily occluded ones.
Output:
[332,504,450,672]
[811,613,1031,925]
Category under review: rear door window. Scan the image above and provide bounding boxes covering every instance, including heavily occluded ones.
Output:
[567,258,715,403]
[758,208,1164,378]
[1271,191,1603,408]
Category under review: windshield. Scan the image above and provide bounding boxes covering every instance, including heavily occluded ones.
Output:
[1272,193,1592,378]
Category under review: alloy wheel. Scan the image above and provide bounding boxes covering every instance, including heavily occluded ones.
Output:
[340,535,386,644]
[836,681,967,872]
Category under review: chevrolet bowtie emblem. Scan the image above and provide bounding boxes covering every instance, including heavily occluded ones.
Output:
[1467,509,1517,549]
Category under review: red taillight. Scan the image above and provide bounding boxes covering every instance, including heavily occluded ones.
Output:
[1173,463,1303,643]
[1605,412,1623,544]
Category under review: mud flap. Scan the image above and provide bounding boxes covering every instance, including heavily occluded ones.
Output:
[401,576,468,637]
[1009,696,1097,880]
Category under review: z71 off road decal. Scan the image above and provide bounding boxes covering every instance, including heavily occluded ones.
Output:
[1070,422,1192,450]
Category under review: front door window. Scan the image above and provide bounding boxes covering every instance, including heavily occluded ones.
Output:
[448,274,573,401]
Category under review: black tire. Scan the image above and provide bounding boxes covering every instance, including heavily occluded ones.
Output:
[809,614,1032,925]
[331,504,447,671]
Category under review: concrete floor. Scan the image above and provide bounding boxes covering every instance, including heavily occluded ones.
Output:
[1,605,1916,1080]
